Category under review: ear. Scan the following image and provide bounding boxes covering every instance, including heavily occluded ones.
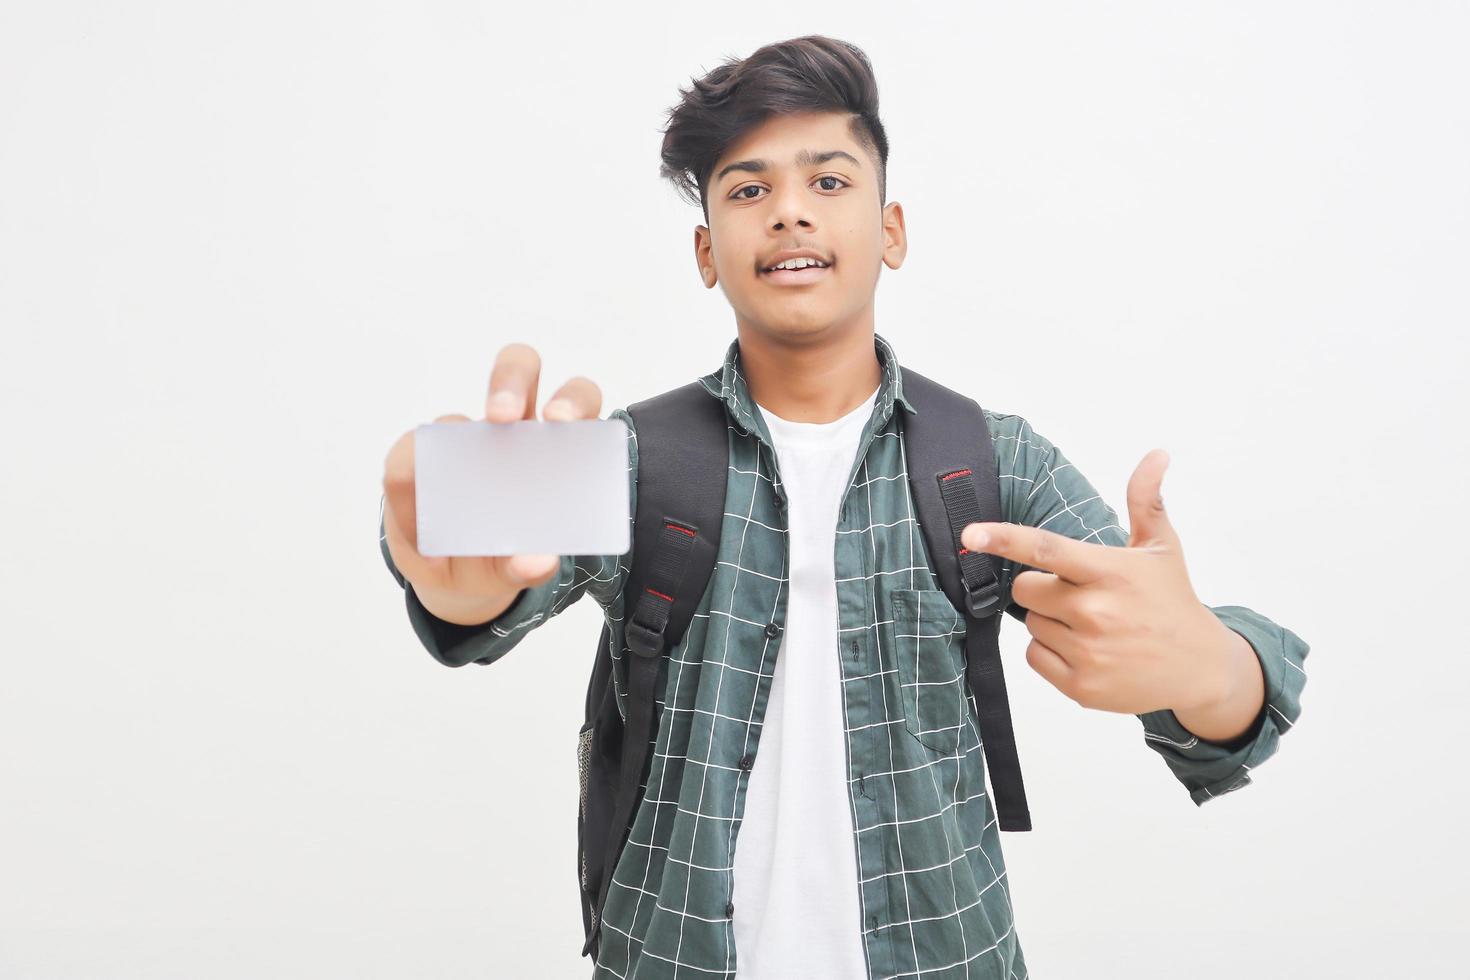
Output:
[882,201,907,270]
[695,225,717,288]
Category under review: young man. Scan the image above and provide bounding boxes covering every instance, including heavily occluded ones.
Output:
[379,35,1309,980]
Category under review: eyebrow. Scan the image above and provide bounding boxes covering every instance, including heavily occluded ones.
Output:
[714,148,863,187]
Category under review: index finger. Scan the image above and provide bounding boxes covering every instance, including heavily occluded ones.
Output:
[485,342,542,422]
[959,521,1113,586]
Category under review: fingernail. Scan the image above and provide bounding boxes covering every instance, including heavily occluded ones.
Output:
[968,528,989,548]
[544,398,573,419]
[492,391,519,414]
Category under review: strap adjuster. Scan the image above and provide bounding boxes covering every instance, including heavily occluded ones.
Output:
[962,576,1002,619]
[624,618,664,658]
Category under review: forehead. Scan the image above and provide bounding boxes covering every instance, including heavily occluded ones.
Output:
[715,110,859,168]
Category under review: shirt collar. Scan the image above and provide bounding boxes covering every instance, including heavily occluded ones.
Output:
[698,331,918,440]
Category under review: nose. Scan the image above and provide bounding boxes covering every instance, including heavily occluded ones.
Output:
[766,184,817,233]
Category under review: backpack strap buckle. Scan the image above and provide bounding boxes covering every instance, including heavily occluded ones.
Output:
[622,518,700,659]
[935,465,1005,621]
[961,574,1003,619]
[624,614,667,659]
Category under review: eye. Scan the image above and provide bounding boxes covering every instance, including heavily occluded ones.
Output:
[728,175,850,200]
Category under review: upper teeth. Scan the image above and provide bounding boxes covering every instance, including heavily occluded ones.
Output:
[766,257,828,271]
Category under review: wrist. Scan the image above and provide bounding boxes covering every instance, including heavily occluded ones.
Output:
[1170,618,1265,744]
[1177,614,1245,714]
[416,583,522,626]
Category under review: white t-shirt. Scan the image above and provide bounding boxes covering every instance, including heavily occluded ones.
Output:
[731,383,880,978]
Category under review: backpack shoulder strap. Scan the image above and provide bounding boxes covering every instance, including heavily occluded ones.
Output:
[898,365,1033,832]
[584,380,729,955]
[623,380,729,661]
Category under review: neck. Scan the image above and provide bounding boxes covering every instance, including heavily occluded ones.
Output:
[737,323,882,424]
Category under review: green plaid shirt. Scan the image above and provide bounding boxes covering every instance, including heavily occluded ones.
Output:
[379,332,1310,979]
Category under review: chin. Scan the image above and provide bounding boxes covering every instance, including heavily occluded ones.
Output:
[766,313,842,337]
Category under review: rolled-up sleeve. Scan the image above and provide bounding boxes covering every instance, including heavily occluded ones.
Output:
[1137,605,1309,804]
[377,408,638,669]
[988,411,1310,805]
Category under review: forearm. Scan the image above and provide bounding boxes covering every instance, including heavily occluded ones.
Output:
[1172,627,1266,745]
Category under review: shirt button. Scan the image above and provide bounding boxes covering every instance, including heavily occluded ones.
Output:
[868,914,880,934]
[765,622,781,639]
[725,901,735,918]
[773,491,785,508]
[739,753,754,771]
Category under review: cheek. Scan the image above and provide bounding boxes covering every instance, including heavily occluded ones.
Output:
[834,228,882,268]
[712,241,758,283]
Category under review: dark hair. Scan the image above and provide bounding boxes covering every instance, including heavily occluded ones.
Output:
[658,36,889,223]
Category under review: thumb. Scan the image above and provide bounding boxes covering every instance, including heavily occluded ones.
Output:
[1125,449,1178,548]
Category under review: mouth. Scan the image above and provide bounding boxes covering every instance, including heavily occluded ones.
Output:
[759,259,833,286]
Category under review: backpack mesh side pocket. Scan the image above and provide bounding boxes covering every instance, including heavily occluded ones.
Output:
[577,722,593,891]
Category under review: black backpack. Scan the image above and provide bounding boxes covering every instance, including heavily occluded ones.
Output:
[576,365,1033,961]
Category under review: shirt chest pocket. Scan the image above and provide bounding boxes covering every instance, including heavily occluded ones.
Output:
[886,587,967,755]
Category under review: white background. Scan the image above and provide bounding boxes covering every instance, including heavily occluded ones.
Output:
[2,2,1465,977]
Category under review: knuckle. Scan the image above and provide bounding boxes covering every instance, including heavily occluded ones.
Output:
[1073,670,1102,708]
[1032,532,1057,567]
[1079,596,1113,631]
[492,556,524,589]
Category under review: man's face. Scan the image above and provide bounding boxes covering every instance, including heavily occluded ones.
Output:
[695,110,906,340]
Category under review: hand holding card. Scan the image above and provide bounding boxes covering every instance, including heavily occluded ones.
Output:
[380,342,623,627]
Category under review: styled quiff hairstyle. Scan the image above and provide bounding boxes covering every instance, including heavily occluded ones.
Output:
[658,35,890,224]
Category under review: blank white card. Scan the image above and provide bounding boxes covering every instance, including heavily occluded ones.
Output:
[414,418,631,558]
